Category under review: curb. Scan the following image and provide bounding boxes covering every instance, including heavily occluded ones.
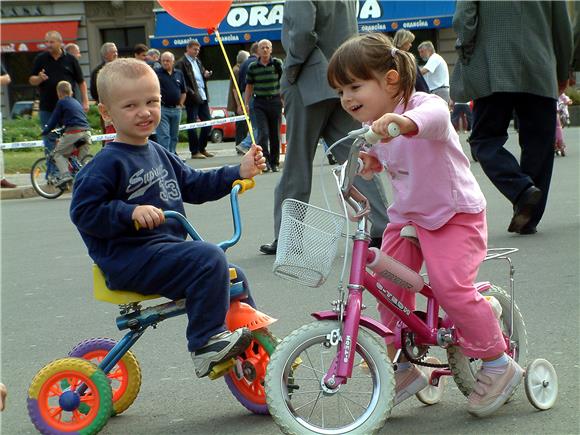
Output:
[1,186,39,200]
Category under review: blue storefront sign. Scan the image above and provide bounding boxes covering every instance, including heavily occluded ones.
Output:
[150,0,456,49]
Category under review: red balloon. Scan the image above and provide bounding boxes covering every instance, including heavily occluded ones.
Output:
[159,0,233,30]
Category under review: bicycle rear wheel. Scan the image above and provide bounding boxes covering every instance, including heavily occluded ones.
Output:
[30,157,64,199]
[447,285,528,397]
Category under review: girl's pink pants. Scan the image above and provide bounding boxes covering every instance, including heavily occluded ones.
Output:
[377,211,506,358]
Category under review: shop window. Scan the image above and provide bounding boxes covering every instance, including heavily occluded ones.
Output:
[101,26,146,58]
[2,52,39,111]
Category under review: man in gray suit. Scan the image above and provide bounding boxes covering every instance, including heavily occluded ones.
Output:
[259,0,389,254]
[451,1,572,235]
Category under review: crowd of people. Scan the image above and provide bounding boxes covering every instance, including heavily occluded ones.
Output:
[0,1,577,421]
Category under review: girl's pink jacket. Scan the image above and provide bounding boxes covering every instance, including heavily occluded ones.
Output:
[369,92,486,230]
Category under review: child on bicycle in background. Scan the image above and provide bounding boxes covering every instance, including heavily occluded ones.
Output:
[328,33,522,417]
[70,58,267,378]
[554,92,572,155]
[42,81,91,187]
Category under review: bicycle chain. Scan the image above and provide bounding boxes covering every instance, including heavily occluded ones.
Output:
[401,331,449,369]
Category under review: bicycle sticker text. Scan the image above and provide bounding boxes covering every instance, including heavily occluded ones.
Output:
[343,335,352,363]
[376,281,412,316]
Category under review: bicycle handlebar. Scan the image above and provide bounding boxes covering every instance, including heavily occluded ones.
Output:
[134,178,255,252]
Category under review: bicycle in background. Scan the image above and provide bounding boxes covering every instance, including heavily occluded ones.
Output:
[30,128,92,199]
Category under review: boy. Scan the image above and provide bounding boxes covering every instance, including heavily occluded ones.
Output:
[42,80,92,187]
[70,58,267,378]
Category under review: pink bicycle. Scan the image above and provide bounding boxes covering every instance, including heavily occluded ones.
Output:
[265,127,558,435]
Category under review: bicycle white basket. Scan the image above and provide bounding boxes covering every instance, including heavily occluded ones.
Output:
[274,199,346,288]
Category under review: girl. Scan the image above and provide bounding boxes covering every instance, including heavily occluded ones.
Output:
[327,33,523,417]
[555,92,572,156]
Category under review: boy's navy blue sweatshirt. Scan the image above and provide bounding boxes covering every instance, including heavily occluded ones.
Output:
[70,140,240,288]
[42,96,90,135]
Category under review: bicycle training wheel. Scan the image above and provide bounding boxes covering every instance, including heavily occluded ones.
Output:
[265,320,394,435]
[69,337,141,416]
[524,358,558,410]
[27,357,112,434]
[30,157,64,199]
[224,328,277,414]
[447,285,528,397]
[415,356,447,405]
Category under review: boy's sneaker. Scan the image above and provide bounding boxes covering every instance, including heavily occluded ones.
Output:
[191,328,252,378]
[467,356,524,417]
[394,365,429,405]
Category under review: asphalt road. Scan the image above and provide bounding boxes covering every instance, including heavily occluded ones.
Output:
[1,129,579,434]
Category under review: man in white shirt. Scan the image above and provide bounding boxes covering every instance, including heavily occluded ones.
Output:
[418,41,450,103]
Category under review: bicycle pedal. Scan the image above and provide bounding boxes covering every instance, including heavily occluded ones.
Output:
[208,358,235,380]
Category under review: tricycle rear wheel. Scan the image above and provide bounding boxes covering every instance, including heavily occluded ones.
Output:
[69,338,141,416]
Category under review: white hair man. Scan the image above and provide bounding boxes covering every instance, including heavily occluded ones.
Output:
[418,41,450,103]
[156,51,186,154]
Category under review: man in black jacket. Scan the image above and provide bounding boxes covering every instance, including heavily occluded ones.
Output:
[175,40,213,159]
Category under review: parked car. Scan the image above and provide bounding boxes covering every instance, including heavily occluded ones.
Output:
[209,107,236,143]
[10,100,35,119]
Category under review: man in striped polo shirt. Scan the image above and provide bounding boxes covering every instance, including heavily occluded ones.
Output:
[244,39,283,172]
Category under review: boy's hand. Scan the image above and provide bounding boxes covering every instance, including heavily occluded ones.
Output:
[239,143,267,178]
[132,205,165,230]
[371,113,417,141]
[358,151,382,180]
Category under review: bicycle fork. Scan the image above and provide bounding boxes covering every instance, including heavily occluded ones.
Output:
[322,237,369,391]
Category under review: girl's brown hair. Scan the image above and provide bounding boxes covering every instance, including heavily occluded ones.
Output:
[328,33,417,109]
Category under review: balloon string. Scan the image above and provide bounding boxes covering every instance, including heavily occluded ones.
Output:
[214,29,255,144]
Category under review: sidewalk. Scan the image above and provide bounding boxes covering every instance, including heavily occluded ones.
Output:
[0,141,283,200]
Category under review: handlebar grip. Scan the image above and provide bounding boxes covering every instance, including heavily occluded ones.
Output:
[232,178,255,194]
[363,122,401,144]
[387,122,401,138]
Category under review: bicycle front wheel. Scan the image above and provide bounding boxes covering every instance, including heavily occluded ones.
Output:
[265,320,394,435]
[30,157,64,199]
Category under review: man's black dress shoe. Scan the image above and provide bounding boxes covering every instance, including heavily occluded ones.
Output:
[508,186,542,233]
[260,239,278,255]
[518,225,537,235]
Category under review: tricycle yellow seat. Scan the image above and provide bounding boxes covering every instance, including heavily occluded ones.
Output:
[93,265,161,304]
[92,265,239,305]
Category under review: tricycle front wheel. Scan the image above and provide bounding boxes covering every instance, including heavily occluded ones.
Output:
[27,357,112,434]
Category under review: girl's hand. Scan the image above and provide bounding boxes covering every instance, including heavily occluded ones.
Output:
[371,113,418,141]
[132,205,165,230]
[240,143,267,178]
[358,151,382,180]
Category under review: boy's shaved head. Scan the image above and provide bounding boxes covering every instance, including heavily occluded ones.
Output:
[56,80,73,96]
[97,58,158,105]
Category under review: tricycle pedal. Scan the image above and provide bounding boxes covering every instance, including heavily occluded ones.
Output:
[208,358,235,380]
